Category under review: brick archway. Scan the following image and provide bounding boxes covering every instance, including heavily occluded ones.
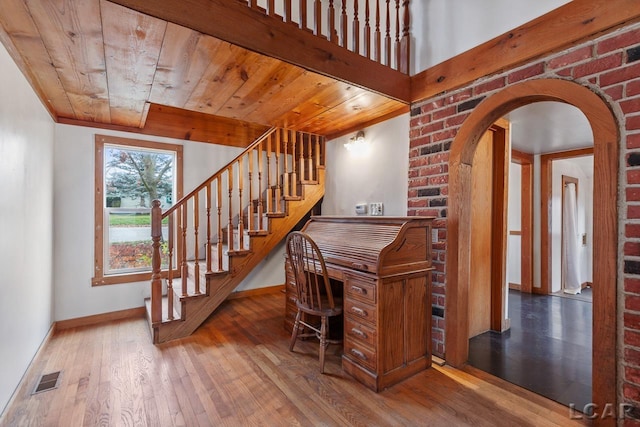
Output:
[445,79,618,413]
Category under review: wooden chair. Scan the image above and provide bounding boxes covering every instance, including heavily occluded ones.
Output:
[286,231,343,373]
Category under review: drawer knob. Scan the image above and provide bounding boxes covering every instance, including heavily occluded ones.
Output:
[351,327,367,339]
[351,306,366,316]
[350,348,367,360]
[350,285,367,295]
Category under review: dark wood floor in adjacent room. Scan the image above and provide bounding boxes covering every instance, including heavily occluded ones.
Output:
[1,291,586,426]
[469,289,592,411]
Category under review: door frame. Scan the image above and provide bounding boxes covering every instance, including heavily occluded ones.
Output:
[511,149,533,294]
[540,148,594,294]
[445,79,618,417]
[468,119,510,337]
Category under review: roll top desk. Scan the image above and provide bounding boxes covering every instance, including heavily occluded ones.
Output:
[284,216,434,391]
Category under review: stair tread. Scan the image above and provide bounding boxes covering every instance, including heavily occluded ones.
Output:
[266,212,286,218]
[172,272,207,298]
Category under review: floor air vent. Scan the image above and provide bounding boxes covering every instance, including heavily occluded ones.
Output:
[33,371,61,394]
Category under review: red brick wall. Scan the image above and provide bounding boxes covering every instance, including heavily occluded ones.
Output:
[409,23,640,404]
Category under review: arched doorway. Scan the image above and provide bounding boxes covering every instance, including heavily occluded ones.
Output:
[445,79,618,412]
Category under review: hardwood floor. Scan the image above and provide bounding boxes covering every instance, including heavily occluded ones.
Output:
[1,291,586,426]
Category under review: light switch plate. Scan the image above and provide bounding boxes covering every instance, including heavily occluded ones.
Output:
[355,203,368,215]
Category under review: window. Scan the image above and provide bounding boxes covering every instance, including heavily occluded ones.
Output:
[93,135,183,286]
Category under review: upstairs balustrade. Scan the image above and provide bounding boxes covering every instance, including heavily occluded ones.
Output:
[240,0,411,73]
[150,128,326,324]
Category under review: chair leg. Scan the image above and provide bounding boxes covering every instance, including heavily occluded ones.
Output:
[289,310,302,352]
[319,315,328,374]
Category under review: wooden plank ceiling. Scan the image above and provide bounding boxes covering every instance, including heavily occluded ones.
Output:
[0,0,408,147]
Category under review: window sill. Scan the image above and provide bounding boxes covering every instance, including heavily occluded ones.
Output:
[92,270,180,286]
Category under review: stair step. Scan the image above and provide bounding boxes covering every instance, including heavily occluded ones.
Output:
[300,180,318,185]
[266,212,286,218]
[182,264,208,296]
[283,195,302,201]
[227,249,251,256]
[144,296,181,324]
[247,230,269,236]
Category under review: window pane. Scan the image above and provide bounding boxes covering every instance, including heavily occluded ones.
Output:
[104,145,175,274]
[106,209,169,273]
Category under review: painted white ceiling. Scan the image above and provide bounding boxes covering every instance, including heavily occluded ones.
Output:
[504,102,594,155]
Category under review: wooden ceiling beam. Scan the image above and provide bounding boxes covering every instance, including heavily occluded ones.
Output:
[59,104,269,148]
[411,0,640,103]
[106,0,411,103]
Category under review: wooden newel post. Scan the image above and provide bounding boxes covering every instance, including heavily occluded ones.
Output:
[151,199,163,324]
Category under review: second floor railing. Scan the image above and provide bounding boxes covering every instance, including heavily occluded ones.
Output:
[240,0,411,73]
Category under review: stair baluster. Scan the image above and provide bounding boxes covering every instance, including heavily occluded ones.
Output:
[313,0,322,37]
[385,0,391,67]
[257,142,264,230]
[167,214,174,320]
[283,130,290,198]
[395,0,400,70]
[248,148,254,233]
[307,135,314,182]
[193,192,201,294]
[206,183,212,274]
[328,0,338,43]
[290,131,298,199]
[364,0,371,59]
[353,0,360,54]
[275,130,283,212]
[266,134,273,214]
[227,165,234,252]
[374,0,381,62]
[181,203,188,296]
[298,132,306,185]
[299,0,307,30]
[237,157,245,251]
[216,178,223,271]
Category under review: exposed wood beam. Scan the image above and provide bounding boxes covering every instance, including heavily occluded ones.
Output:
[411,0,640,103]
[106,0,411,103]
[325,106,409,140]
[59,104,269,148]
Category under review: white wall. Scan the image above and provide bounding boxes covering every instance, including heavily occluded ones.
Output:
[411,0,571,73]
[322,114,409,216]
[53,125,286,321]
[550,156,594,292]
[0,43,55,414]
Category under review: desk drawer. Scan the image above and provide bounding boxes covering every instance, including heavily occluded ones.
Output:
[345,315,377,348]
[344,339,376,371]
[345,275,376,304]
[344,298,376,325]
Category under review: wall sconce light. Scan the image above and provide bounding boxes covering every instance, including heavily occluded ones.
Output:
[344,130,367,153]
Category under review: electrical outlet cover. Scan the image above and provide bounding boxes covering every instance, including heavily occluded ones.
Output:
[369,202,383,216]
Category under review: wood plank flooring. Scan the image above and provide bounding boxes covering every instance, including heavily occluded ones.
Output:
[0,291,587,426]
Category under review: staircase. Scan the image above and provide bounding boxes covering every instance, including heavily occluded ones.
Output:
[146,127,326,343]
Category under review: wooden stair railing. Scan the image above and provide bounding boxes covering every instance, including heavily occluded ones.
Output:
[149,127,326,342]
[239,0,411,73]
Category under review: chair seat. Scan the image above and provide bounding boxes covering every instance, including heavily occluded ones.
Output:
[297,296,343,317]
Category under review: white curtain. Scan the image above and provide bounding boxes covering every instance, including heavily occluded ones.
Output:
[562,183,582,294]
